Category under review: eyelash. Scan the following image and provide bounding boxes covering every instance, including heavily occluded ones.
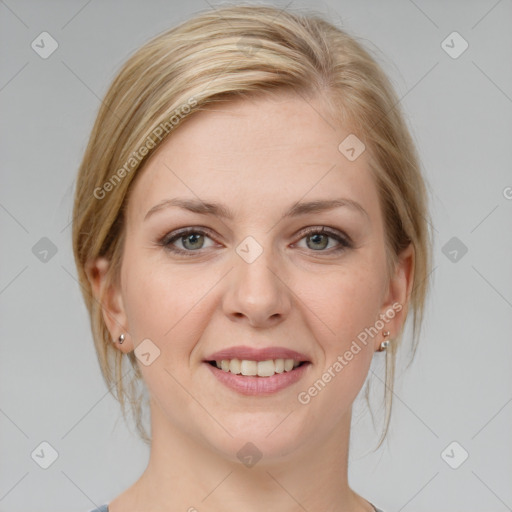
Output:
[157,226,353,257]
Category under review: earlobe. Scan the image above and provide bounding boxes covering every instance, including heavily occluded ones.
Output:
[85,257,129,347]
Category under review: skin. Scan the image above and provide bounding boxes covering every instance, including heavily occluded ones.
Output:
[87,90,413,512]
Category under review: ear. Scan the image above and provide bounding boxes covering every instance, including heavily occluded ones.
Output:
[377,243,415,346]
[85,256,131,352]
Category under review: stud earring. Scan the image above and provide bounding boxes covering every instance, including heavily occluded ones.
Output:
[378,331,390,352]
[117,333,125,344]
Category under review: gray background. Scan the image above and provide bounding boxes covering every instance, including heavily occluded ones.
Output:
[1,0,511,511]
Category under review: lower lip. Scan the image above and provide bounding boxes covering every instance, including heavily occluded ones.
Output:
[204,362,310,396]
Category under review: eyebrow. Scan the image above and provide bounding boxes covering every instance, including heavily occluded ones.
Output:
[144,197,369,222]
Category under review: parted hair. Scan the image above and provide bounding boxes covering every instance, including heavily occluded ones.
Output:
[72,3,432,448]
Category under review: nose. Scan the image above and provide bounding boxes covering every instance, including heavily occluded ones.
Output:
[222,240,292,328]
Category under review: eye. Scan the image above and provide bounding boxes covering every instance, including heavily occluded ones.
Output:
[294,226,352,253]
[157,226,352,257]
[158,228,217,256]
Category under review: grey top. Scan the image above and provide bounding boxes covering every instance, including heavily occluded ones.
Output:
[89,504,384,512]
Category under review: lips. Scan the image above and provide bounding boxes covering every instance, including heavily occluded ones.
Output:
[203,345,311,395]
[204,345,310,363]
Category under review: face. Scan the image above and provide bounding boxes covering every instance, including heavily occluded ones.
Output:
[96,90,411,464]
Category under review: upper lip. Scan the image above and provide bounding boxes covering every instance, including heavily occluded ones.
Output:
[205,345,310,362]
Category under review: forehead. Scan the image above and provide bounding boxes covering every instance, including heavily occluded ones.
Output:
[127,91,381,225]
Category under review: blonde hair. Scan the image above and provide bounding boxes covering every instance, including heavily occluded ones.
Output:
[72,3,432,449]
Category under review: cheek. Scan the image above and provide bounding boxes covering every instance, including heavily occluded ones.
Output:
[297,267,384,418]
[305,263,385,346]
[121,253,216,351]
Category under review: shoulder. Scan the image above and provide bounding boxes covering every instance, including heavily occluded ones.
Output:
[86,505,109,512]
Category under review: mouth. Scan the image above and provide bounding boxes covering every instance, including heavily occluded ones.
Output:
[203,345,312,395]
[206,358,309,377]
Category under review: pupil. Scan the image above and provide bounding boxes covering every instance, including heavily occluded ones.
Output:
[309,233,327,250]
[185,233,202,249]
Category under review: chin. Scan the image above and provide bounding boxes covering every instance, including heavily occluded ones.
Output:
[201,411,309,467]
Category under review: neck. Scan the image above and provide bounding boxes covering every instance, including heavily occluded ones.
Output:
[114,399,374,512]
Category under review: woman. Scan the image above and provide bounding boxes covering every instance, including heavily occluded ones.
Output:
[73,4,431,512]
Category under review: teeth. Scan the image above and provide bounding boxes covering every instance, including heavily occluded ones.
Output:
[229,359,241,374]
[257,360,275,377]
[215,358,302,377]
[240,360,257,376]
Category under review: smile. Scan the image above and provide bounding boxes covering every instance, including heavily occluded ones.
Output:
[204,345,311,395]
[205,359,311,395]
[209,358,303,377]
